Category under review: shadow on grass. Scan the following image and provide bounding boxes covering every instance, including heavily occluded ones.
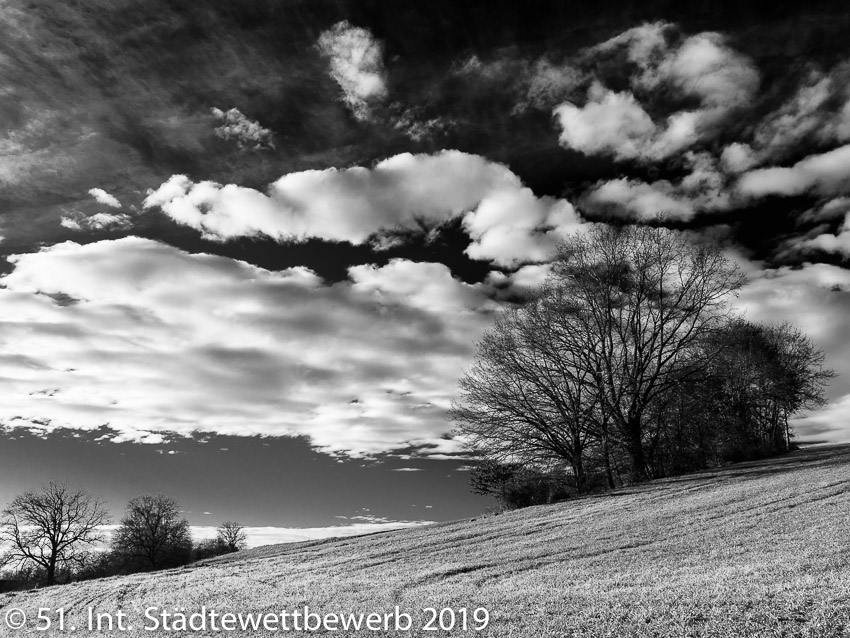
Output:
[568,443,850,502]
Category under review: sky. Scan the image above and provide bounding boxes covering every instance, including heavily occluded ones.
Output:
[2,0,850,545]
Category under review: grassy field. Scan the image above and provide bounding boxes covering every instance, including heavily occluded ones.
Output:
[3,444,850,636]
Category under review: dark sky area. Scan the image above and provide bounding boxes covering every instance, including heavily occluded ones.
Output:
[2,0,850,544]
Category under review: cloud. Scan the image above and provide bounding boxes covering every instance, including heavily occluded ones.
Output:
[554,24,759,162]
[791,199,850,257]
[519,59,583,111]
[791,395,850,442]
[554,83,659,161]
[390,107,454,142]
[485,264,553,299]
[349,260,497,314]
[60,212,133,232]
[581,152,732,221]
[462,186,582,268]
[720,143,757,174]
[88,188,122,209]
[750,65,850,164]
[455,53,582,113]
[317,21,387,121]
[583,178,696,221]
[737,144,850,198]
[588,21,673,75]
[653,32,759,111]
[211,107,274,150]
[801,197,850,224]
[752,71,834,161]
[0,238,499,456]
[737,262,850,442]
[390,468,423,472]
[143,151,583,267]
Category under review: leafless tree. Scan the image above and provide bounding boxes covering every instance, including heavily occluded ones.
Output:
[452,286,608,491]
[216,521,247,553]
[111,494,192,571]
[0,482,110,585]
[551,225,746,481]
[454,225,747,487]
[767,322,835,449]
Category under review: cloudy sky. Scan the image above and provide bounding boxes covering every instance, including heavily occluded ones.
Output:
[2,0,850,544]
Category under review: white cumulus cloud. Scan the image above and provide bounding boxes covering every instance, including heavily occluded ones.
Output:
[88,188,122,208]
[0,238,500,456]
[555,24,759,162]
[143,151,584,267]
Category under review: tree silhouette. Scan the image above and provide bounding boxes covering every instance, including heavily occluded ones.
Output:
[0,482,110,585]
[216,521,247,553]
[112,494,192,571]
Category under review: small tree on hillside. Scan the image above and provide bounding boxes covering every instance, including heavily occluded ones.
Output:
[216,521,247,553]
[0,482,110,585]
[111,494,192,571]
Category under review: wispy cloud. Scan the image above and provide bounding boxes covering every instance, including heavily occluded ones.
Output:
[317,21,388,121]
[88,188,122,209]
[737,144,850,199]
[211,107,275,150]
[60,212,132,232]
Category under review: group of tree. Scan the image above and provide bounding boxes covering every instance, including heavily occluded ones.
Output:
[452,225,835,508]
[0,483,246,588]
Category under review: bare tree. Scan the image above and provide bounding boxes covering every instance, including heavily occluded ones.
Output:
[451,289,605,491]
[551,225,746,481]
[766,322,835,450]
[0,482,110,585]
[216,521,247,553]
[111,494,192,571]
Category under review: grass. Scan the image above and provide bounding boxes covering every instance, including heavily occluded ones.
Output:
[3,444,850,636]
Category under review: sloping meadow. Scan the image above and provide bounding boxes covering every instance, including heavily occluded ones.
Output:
[3,445,850,636]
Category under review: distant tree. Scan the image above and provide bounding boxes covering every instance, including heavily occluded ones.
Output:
[216,521,247,553]
[702,320,834,458]
[470,460,572,510]
[765,322,835,449]
[111,494,192,571]
[0,482,110,585]
[637,319,834,471]
[192,538,228,561]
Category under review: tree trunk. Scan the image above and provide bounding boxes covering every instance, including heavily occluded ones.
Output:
[784,412,791,451]
[602,433,616,489]
[46,557,56,586]
[571,455,585,493]
[625,416,649,483]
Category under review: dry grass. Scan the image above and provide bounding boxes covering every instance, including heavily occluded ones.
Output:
[3,444,850,636]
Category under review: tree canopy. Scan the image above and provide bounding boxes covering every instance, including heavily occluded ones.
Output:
[453,225,834,502]
[0,482,110,585]
[111,494,192,571]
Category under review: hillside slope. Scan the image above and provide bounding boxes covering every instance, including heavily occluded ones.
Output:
[3,444,850,637]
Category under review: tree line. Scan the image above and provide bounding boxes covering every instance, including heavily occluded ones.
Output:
[0,482,247,589]
[452,225,835,509]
